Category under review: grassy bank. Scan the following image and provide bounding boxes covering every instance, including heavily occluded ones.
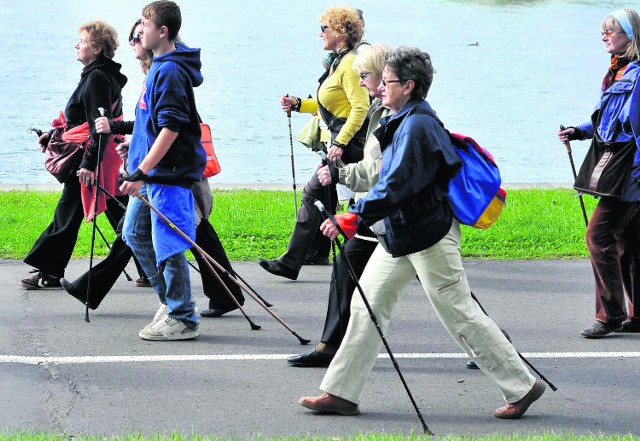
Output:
[0,188,597,261]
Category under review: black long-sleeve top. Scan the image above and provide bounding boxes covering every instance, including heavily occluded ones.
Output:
[64,55,127,171]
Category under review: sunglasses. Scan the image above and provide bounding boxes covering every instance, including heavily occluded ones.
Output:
[601,30,623,38]
[320,25,329,33]
[130,33,141,44]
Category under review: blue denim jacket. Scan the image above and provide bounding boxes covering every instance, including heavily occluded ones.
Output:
[349,99,461,257]
[576,61,640,201]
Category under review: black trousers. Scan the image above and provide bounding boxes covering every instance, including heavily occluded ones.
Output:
[320,237,378,347]
[279,171,337,272]
[64,217,242,310]
[192,219,244,309]
[64,233,134,309]
[24,174,123,278]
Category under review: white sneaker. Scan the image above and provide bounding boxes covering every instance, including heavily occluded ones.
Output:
[139,315,199,341]
[141,303,169,332]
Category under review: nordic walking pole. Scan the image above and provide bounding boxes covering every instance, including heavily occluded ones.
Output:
[100,182,273,307]
[233,272,273,307]
[191,245,261,331]
[187,252,274,308]
[137,194,310,344]
[560,125,589,227]
[286,94,298,217]
[320,153,347,337]
[469,291,557,391]
[85,107,107,323]
[314,200,433,436]
[97,183,274,308]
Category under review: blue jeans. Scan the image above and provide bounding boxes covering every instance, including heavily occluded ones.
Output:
[122,183,198,328]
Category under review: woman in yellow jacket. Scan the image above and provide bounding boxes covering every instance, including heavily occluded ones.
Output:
[259,6,370,280]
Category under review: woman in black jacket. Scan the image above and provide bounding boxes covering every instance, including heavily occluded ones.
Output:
[21,20,128,289]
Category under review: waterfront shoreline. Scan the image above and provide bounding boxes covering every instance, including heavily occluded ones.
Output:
[0,182,574,192]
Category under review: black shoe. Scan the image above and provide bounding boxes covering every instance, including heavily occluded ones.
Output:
[466,359,479,369]
[258,259,298,280]
[614,320,640,333]
[20,270,62,290]
[580,321,623,338]
[302,256,330,265]
[200,306,239,318]
[60,278,98,310]
[288,348,333,367]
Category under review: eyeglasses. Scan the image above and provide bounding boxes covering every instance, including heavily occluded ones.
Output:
[358,71,371,80]
[320,25,329,33]
[381,78,402,86]
[130,33,141,44]
[601,30,623,38]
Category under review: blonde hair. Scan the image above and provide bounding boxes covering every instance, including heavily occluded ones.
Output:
[321,6,364,49]
[78,20,119,59]
[602,8,640,61]
[352,43,390,78]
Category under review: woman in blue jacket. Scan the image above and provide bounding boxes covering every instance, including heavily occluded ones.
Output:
[559,8,640,337]
[299,46,545,419]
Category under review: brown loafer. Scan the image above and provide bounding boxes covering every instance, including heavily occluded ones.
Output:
[299,393,360,415]
[495,379,546,419]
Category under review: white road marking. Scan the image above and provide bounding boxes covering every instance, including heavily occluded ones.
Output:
[1,352,639,365]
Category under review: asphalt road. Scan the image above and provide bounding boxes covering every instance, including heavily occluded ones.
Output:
[1,258,638,437]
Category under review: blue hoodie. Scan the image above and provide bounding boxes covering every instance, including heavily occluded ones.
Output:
[576,61,640,201]
[128,41,206,187]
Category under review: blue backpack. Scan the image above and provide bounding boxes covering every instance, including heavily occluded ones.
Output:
[412,108,506,229]
[447,132,506,229]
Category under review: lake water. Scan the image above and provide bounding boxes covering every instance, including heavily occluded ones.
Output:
[0,0,628,185]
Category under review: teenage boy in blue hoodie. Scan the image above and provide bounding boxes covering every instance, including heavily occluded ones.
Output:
[121,0,206,341]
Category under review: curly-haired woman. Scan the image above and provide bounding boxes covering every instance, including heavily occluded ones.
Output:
[260,6,370,280]
[21,20,127,289]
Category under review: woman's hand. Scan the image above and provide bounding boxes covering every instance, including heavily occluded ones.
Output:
[38,132,50,149]
[317,164,332,186]
[77,167,95,187]
[320,218,339,240]
[116,140,129,160]
[327,143,344,164]
[95,116,111,134]
[281,95,298,114]
[558,127,575,143]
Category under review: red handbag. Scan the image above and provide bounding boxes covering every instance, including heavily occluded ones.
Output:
[200,122,221,178]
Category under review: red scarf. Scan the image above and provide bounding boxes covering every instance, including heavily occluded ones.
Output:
[602,54,629,91]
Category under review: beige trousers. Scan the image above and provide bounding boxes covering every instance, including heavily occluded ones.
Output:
[320,221,535,405]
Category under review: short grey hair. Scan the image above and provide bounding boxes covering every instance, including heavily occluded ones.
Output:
[383,46,435,100]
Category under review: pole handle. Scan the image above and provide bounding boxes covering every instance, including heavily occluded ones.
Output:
[560,125,572,154]
[285,94,291,118]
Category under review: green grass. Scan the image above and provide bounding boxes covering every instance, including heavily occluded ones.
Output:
[0,431,637,441]
[0,188,597,261]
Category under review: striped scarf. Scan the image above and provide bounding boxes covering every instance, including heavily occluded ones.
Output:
[602,54,630,92]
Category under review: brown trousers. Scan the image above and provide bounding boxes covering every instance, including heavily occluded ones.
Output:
[586,198,640,325]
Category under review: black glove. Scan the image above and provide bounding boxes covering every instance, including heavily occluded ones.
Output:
[123,168,148,182]
[565,126,583,141]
